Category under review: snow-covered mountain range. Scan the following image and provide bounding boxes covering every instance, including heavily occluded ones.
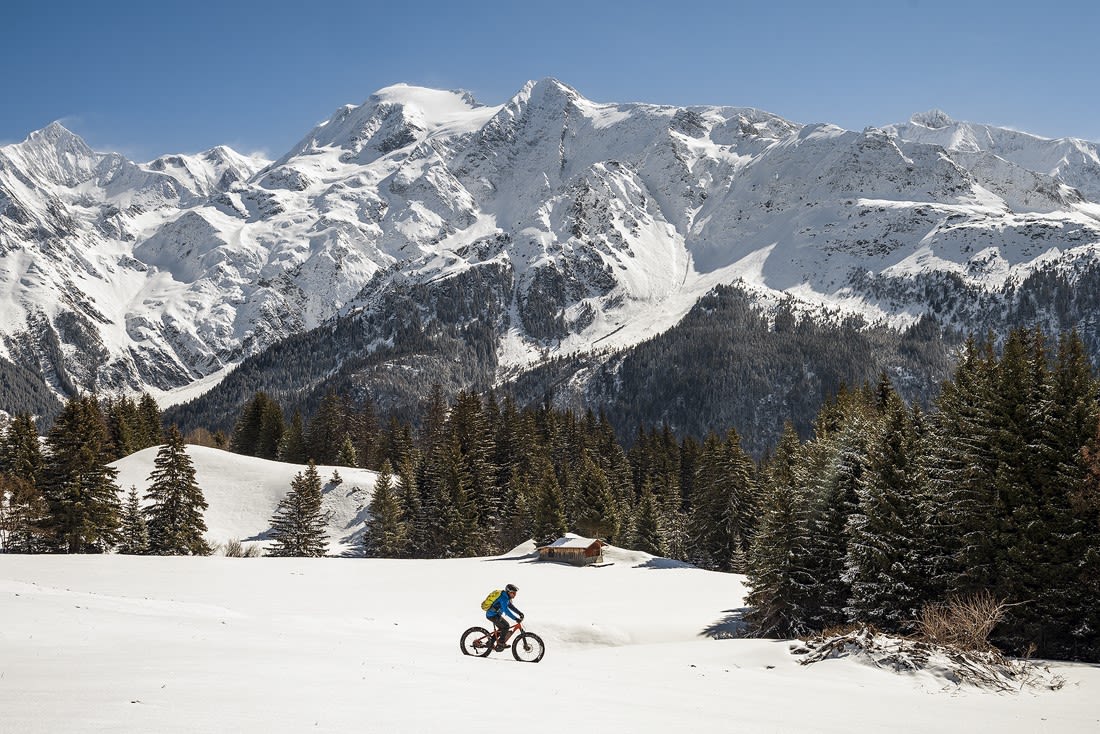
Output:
[3,79,1100,415]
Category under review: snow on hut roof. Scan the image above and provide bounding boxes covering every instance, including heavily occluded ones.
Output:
[538,534,604,550]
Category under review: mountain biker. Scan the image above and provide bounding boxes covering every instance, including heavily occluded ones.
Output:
[486,583,524,651]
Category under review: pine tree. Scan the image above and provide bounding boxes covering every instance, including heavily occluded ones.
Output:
[572,451,620,542]
[144,426,210,556]
[40,395,122,553]
[746,423,814,638]
[256,399,285,460]
[277,411,307,464]
[336,434,358,467]
[267,461,328,557]
[306,392,351,465]
[533,463,568,545]
[363,461,407,557]
[688,430,755,571]
[137,393,164,448]
[800,391,876,631]
[395,456,425,557]
[0,474,50,553]
[632,481,666,557]
[844,394,926,632]
[103,395,141,460]
[232,392,277,457]
[118,486,149,555]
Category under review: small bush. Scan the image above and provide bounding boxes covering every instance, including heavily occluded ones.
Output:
[917,591,1009,652]
[221,538,262,558]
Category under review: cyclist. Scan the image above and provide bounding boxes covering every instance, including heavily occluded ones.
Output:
[486,582,524,651]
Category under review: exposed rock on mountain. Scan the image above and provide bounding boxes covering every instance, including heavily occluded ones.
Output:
[2,81,1098,440]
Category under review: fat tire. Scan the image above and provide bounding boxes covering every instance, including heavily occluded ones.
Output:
[460,626,493,657]
[510,631,546,663]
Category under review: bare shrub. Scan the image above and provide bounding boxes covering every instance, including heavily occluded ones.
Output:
[917,591,1010,652]
[221,538,262,558]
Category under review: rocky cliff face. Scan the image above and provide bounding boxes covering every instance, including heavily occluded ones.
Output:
[2,81,1099,419]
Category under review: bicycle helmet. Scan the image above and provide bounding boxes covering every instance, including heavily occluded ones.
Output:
[505,583,519,595]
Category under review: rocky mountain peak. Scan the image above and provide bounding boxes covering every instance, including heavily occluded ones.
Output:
[909,109,955,129]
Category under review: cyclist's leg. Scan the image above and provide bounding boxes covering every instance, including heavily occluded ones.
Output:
[491,615,510,649]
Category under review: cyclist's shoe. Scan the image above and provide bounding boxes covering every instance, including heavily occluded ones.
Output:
[494,642,507,652]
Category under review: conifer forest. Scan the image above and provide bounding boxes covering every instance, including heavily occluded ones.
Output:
[1,326,1098,663]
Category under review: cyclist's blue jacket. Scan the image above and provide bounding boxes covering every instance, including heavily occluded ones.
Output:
[486,592,523,621]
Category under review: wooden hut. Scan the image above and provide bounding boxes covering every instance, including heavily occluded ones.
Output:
[536,534,606,566]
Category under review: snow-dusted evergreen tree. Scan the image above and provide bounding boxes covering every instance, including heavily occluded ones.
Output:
[363,461,407,557]
[447,391,499,542]
[572,451,620,542]
[498,465,537,550]
[921,336,999,599]
[336,434,358,467]
[395,456,426,558]
[533,463,568,545]
[844,393,926,632]
[632,481,666,557]
[118,486,149,555]
[1078,415,1100,661]
[800,387,877,631]
[433,435,481,557]
[688,430,756,572]
[746,423,814,637]
[0,414,48,553]
[136,393,164,448]
[144,426,210,556]
[277,411,307,464]
[40,395,122,553]
[267,460,328,557]
[231,392,282,458]
[1005,329,1099,657]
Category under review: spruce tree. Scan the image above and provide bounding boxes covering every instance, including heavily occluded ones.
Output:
[267,461,328,557]
[40,395,122,553]
[572,451,620,542]
[395,456,425,557]
[632,481,666,557]
[232,392,277,456]
[363,461,407,557]
[118,486,149,555]
[746,423,814,638]
[277,411,307,464]
[533,464,568,545]
[137,393,164,448]
[144,426,210,556]
[0,474,50,553]
[306,392,351,465]
[844,394,926,632]
[336,434,358,467]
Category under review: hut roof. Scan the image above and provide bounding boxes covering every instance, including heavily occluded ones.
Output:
[537,534,604,550]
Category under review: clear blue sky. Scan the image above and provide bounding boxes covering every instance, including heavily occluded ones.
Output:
[6,0,1098,161]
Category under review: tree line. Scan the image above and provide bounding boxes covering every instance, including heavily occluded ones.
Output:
[2,326,1097,662]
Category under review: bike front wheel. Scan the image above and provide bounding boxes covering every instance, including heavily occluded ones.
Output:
[510,631,545,663]
[460,626,493,657]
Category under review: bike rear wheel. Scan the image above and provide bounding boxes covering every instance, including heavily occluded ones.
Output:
[460,626,493,657]
[510,631,545,663]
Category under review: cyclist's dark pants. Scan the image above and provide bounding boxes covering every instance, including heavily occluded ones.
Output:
[490,614,510,640]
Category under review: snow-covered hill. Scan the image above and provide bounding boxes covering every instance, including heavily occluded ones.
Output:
[112,445,378,554]
[3,81,1100,410]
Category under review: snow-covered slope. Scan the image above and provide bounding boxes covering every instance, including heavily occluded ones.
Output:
[112,445,378,553]
[3,82,1099,408]
[1,550,1094,733]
